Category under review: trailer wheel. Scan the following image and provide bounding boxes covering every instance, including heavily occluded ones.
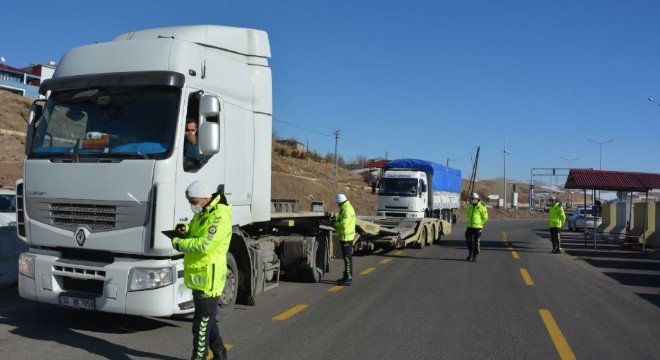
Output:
[216,252,238,321]
[416,226,427,249]
[429,225,436,245]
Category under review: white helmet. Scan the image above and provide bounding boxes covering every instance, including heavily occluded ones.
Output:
[471,192,479,200]
[335,193,347,204]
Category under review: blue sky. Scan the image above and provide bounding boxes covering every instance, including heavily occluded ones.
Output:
[2,0,659,184]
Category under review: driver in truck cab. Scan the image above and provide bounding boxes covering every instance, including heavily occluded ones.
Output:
[171,180,231,360]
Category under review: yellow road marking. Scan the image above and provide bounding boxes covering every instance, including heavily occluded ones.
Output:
[519,268,535,286]
[328,285,343,292]
[360,267,376,275]
[379,258,392,264]
[539,309,577,360]
[508,247,520,259]
[394,250,404,255]
[273,304,307,321]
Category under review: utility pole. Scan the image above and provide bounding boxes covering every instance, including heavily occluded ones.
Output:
[503,140,510,209]
[333,130,340,184]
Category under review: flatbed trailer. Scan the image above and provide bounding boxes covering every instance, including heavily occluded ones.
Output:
[354,217,452,252]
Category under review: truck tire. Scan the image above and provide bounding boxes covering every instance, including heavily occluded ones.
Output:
[416,226,427,249]
[302,235,327,283]
[429,225,437,245]
[216,252,238,321]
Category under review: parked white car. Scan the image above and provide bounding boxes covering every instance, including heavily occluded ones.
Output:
[0,189,17,227]
[567,206,601,231]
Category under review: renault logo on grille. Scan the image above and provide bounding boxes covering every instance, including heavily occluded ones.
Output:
[74,227,89,247]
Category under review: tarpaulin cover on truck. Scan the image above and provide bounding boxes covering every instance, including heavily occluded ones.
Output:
[384,159,461,193]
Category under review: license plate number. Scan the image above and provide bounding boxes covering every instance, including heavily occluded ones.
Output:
[59,295,95,310]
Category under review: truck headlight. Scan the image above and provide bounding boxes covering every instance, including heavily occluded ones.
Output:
[128,267,174,291]
[18,253,36,279]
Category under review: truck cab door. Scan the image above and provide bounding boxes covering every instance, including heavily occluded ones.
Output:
[175,89,226,224]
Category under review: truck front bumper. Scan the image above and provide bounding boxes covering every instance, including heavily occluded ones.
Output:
[18,251,192,317]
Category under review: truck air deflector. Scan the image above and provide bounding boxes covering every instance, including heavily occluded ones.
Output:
[40,71,185,95]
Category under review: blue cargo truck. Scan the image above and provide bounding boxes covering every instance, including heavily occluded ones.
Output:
[377,159,461,221]
[354,159,461,252]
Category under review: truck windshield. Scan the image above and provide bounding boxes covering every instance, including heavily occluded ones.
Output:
[29,86,179,160]
[378,178,419,197]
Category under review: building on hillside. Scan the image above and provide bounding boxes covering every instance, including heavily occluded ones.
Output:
[0,61,56,99]
[364,159,389,193]
[275,139,305,152]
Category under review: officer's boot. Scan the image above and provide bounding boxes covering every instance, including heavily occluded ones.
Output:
[212,348,228,360]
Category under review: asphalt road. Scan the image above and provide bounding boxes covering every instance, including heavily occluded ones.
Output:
[1,218,659,359]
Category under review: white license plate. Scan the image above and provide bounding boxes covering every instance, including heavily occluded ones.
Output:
[59,295,95,310]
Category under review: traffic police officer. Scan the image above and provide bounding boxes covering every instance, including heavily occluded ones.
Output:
[548,195,566,253]
[466,193,488,262]
[334,193,356,286]
[172,180,231,360]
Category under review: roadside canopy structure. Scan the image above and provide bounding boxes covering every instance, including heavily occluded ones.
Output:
[564,169,660,252]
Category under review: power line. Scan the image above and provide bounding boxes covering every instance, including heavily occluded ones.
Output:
[273,118,331,137]
[274,118,473,148]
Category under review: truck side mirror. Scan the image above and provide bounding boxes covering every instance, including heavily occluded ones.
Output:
[421,183,427,193]
[25,100,45,156]
[198,95,221,154]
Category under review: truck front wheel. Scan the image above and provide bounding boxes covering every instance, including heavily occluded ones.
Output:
[216,252,238,321]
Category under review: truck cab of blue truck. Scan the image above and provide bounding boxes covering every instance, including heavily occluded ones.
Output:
[377,159,461,222]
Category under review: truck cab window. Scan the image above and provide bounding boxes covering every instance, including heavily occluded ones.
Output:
[183,94,212,172]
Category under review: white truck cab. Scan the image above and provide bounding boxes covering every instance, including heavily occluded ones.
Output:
[377,170,429,218]
[16,25,276,318]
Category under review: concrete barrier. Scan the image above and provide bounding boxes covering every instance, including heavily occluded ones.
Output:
[646,203,660,248]
[629,203,656,246]
[0,226,28,287]
[596,203,616,234]
[611,201,632,235]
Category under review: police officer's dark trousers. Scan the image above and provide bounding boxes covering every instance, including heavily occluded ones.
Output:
[191,290,226,360]
[549,227,561,251]
[465,227,482,259]
[341,241,353,279]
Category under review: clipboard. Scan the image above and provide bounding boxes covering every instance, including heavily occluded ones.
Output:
[162,230,184,239]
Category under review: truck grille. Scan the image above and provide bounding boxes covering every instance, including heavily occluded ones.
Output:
[384,212,407,218]
[50,203,117,232]
[53,261,106,296]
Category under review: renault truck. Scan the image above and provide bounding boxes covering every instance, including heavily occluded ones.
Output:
[16,25,333,320]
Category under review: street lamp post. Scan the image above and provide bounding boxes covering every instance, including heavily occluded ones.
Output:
[586,139,613,201]
[561,156,578,206]
[560,156,578,169]
[586,139,614,171]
